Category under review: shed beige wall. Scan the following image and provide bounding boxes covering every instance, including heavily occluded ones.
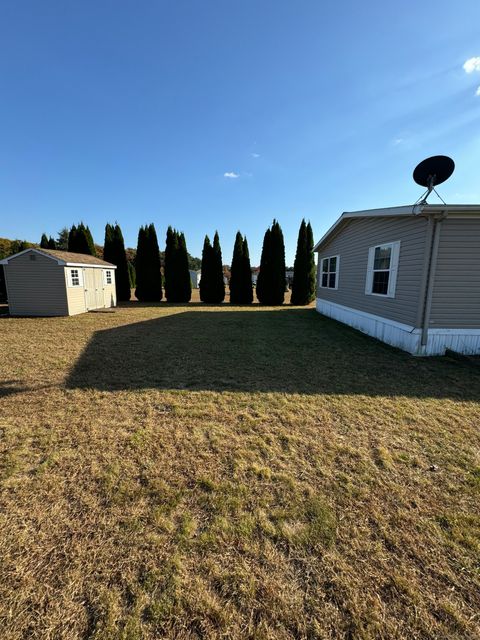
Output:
[430,216,480,328]
[4,251,68,316]
[316,216,428,327]
[65,267,117,315]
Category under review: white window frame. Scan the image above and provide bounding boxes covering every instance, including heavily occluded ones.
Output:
[103,269,113,286]
[320,255,340,290]
[67,268,83,288]
[365,241,400,298]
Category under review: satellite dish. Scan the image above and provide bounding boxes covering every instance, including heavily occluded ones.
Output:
[413,155,454,204]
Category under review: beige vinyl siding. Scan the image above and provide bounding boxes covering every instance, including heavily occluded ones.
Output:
[65,268,87,315]
[430,217,480,328]
[316,216,428,326]
[5,251,68,316]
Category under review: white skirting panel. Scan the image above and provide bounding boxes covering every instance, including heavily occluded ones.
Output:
[316,298,480,356]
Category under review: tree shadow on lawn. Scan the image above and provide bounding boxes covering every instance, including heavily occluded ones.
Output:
[64,308,480,399]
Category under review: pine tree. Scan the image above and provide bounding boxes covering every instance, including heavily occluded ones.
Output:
[47,236,56,249]
[40,233,49,249]
[135,224,162,302]
[257,220,286,305]
[56,227,69,250]
[291,219,316,305]
[164,226,177,302]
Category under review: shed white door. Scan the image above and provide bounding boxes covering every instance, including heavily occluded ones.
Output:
[84,269,97,310]
[94,269,105,308]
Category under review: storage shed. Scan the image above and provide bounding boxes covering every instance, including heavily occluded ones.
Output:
[314,204,480,356]
[0,248,117,316]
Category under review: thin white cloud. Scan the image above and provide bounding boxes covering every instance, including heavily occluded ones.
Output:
[393,138,404,146]
[463,57,480,73]
[251,153,260,158]
[224,171,239,179]
[476,86,480,96]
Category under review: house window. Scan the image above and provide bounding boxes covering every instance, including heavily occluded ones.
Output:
[104,270,112,285]
[365,241,400,298]
[320,256,339,289]
[68,268,83,287]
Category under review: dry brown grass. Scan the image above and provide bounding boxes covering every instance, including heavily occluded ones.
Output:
[1,299,479,639]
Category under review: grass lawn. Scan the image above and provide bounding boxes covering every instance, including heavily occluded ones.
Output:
[1,299,479,639]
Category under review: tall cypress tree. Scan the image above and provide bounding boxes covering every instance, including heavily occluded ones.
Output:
[256,227,271,304]
[257,219,285,305]
[212,232,225,303]
[104,223,131,302]
[291,219,316,305]
[40,233,49,249]
[67,225,78,252]
[135,224,161,302]
[68,223,96,255]
[164,226,177,302]
[241,236,253,304]
[200,232,225,303]
[47,236,56,249]
[113,224,132,301]
[103,224,115,263]
[200,235,213,302]
[165,228,191,303]
[229,231,244,304]
[178,232,192,302]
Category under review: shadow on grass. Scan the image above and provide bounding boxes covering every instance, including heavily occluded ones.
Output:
[65,308,480,399]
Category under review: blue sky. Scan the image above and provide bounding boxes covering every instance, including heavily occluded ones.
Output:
[1,1,480,265]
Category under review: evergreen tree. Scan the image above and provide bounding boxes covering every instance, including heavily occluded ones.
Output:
[103,224,115,263]
[200,232,225,303]
[291,219,316,305]
[256,219,286,305]
[67,223,95,255]
[241,236,253,304]
[178,232,192,302]
[230,231,245,304]
[212,232,226,303]
[47,236,56,249]
[113,224,132,301]
[199,235,213,302]
[164,227,191,302]
[56,227,69,250]
[40,233,49,249]
[128,261,136,289]
[164,226,176,302]
[67,225,78,252]
[135,224,162,302]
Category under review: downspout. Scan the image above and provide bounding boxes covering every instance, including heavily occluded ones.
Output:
[420,211,447,348]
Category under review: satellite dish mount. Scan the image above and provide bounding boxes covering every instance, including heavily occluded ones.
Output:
[413,155,454,205]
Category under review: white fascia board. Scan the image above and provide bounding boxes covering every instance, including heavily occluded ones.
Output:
[64,262,117,269]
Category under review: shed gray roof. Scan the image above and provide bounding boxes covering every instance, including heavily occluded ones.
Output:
[0,247,116,267]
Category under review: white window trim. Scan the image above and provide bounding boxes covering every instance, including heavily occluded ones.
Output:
[103,269,113,286]
[320,255,340,290]
[67,267,84,288]
[365,241,400,298]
